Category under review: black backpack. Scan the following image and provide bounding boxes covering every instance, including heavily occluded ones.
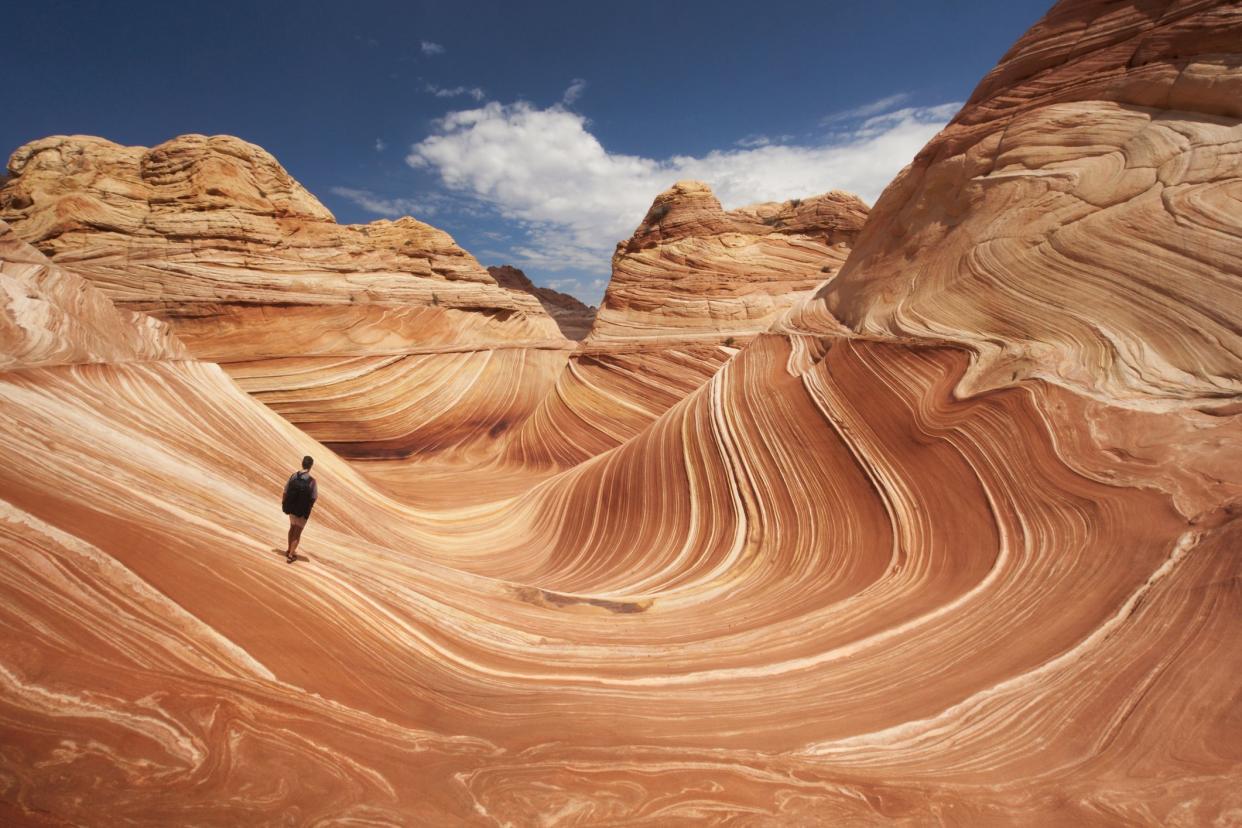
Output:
[283,472,313,516]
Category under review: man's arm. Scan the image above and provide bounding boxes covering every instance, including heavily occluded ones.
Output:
[310,478,318,503]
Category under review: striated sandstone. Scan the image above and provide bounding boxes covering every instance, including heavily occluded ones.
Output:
[1,0,1241,824]
[0,134,571,457]
[590,180,868,345]
[0,221,185,369]
[498,182,869,468]
[796,0,1242,410]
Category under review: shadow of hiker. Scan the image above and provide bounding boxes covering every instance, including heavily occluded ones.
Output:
[269,548,311,564]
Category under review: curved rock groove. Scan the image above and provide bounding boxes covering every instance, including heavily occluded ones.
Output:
[1,0,1241,824]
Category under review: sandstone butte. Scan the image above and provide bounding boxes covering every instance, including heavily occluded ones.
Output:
[0,0,1240,824]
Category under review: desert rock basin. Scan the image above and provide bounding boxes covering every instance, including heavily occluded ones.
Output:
[1,0,1240,824]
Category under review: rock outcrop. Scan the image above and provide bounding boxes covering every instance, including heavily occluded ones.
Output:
[488,265,596,340]
[591,180,868,344]
[0,134,564,356]
[0,222,185,369]
[501,182,869,467]
[1,1,1241,824]
[0,135,572,457]
[799,1,1242,409]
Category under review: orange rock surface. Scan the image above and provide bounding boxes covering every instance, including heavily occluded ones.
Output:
[500,181,869,468]
[0,134,573,458]
[1,0,1241,824]
[593,180,867,345]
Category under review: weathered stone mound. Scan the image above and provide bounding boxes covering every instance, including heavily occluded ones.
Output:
[0,133,564,359]
[591,180,868,345]
[0,134,572,458]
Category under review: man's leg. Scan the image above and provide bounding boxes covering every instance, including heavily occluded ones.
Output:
[290,523,304,555]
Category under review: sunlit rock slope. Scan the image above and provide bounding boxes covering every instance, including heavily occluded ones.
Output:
[0,134,573,458]
[499,181,870,468]
[1,0,1240,824]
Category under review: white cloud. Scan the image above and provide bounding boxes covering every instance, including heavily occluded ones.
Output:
[424,82,486,101]
[820,92,912,125]
[561,78,587,106]
[330,186,438,218]
[374,138,387,152]
[406,97,958,274]
[420,40,445,56]
[735,133,793,148]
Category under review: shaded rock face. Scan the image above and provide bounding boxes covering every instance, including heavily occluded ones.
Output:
[0,134,571,458]
[487,265,596,340]
[1,2,1241,825]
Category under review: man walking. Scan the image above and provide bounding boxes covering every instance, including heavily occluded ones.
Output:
[281,455,318,563]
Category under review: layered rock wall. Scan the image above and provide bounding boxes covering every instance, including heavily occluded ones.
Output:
[1,1,1240,823]
[488,264,596,340]
[0,135,572,457]
[501,182,870,467]
[800,0,1242,409]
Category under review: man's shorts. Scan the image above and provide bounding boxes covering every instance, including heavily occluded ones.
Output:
[288,513,308,529]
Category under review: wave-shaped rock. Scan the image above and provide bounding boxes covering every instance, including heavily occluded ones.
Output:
[500,181,869,467]
[800,0,1242,409]
[0,0,1240,824]
[0,222,185,369]
[0,134,572,457]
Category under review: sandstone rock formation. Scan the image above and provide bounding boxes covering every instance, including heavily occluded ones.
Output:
[592,180,867,344]
[0,135,572,457]
[1,0,1241,824]
[488,265,596,340]
[799,1,1242,409]
[500,181,869,467]
[0,223,185,369]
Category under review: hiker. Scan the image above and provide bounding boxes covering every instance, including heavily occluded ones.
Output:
[281,455,318,563]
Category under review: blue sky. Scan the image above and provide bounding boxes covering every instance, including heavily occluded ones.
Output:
[6,1,1050,304]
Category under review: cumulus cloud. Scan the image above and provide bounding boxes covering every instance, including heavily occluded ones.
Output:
[330,186,439,218]
[374,138,387,152]
[420,40,445,56]
[406,97,958,273]
[423,82,486,101]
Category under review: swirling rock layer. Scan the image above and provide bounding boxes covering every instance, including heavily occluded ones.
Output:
[0,134,572,456]
[803,0,1242,408]
[0,224,184,369]
[594,180,868,344]
[497,182,869,468]
[2,0,1241,824]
